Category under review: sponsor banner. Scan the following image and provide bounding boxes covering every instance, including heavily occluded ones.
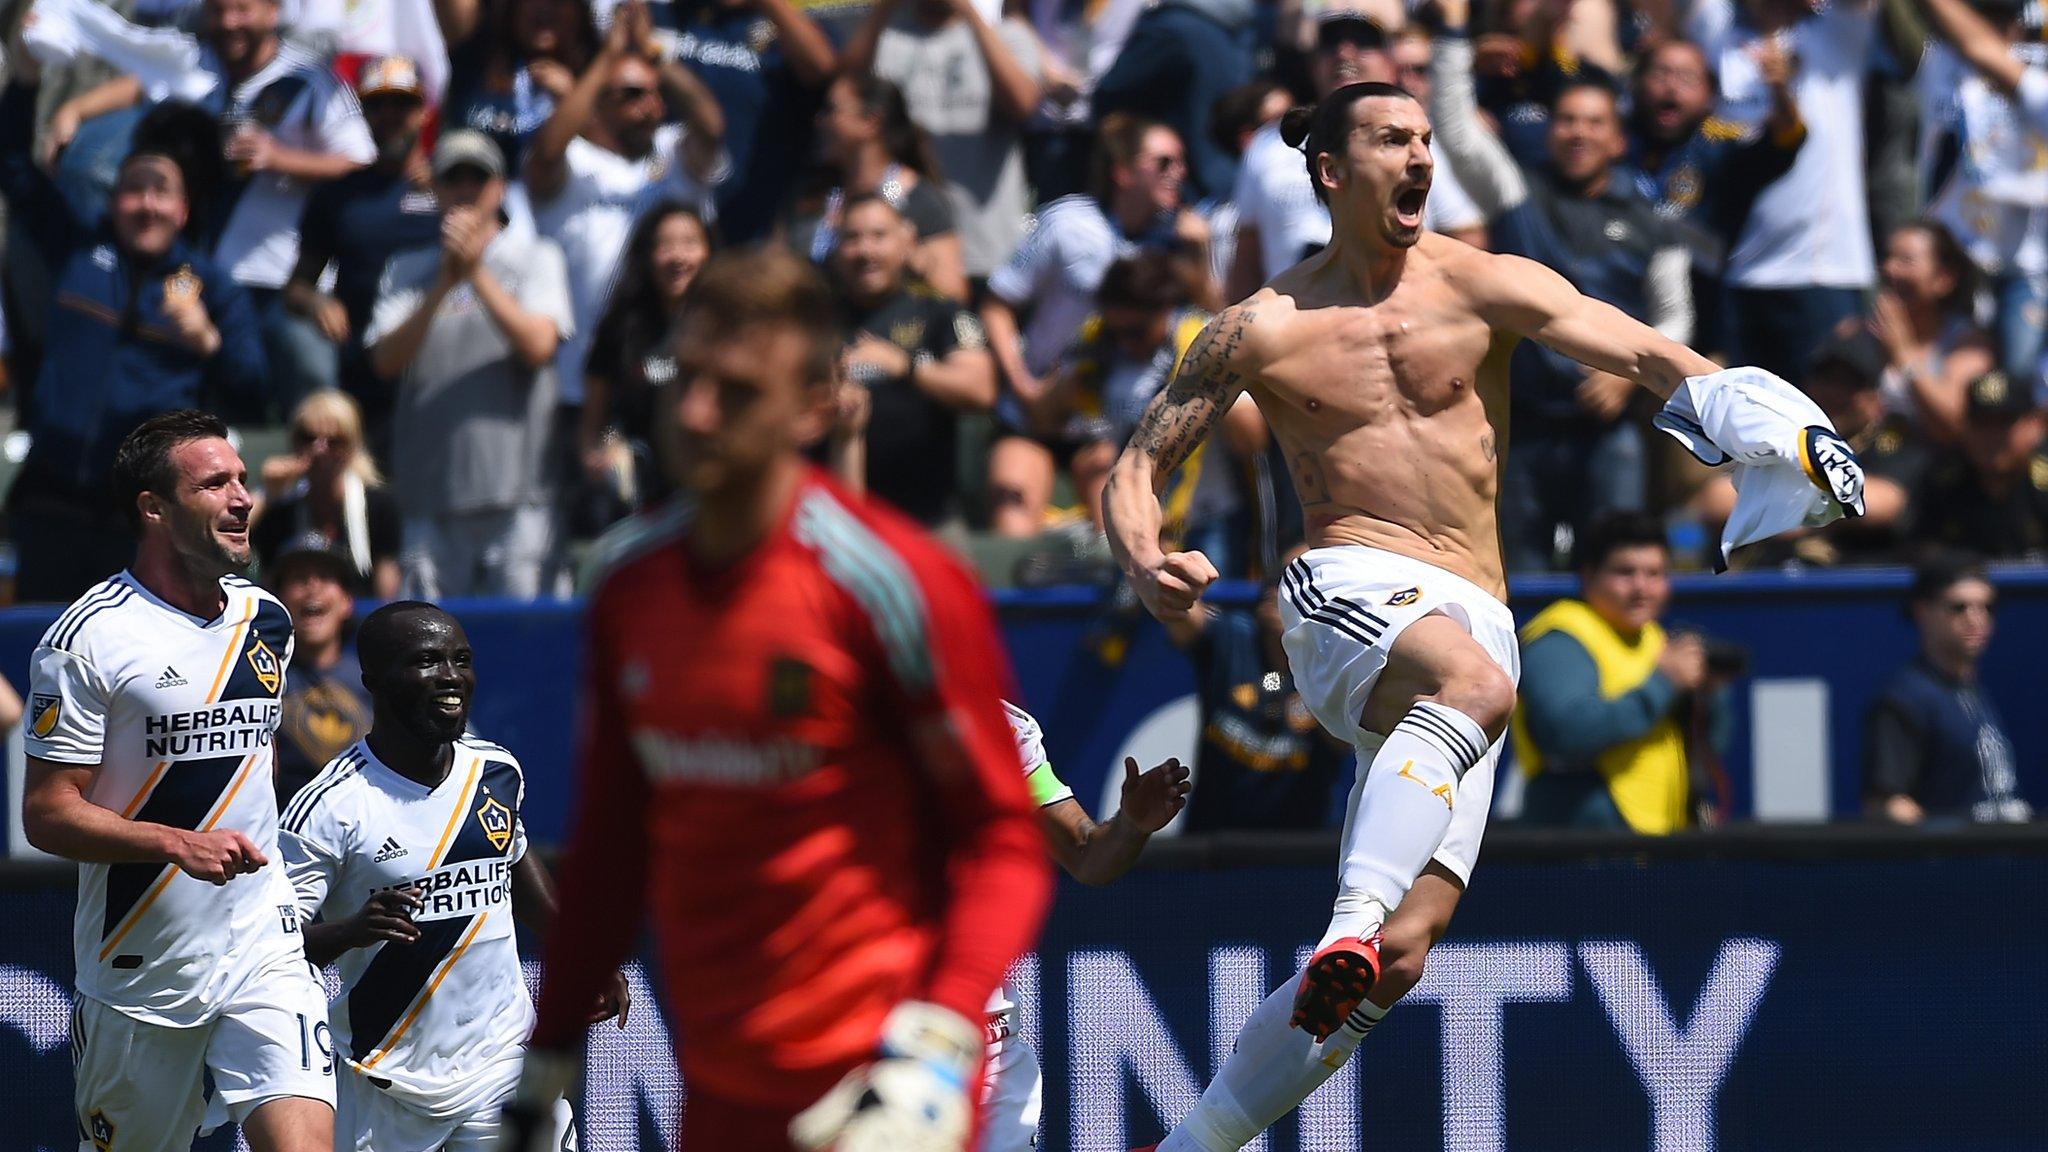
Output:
[0,853,2042,1150]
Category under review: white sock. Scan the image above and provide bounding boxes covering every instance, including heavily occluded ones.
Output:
[1158,977,1396,1152]
[1333,701,1490,920]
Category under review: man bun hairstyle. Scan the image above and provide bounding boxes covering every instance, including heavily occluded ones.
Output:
[111,410,231,529]
[1281,82,1416,204]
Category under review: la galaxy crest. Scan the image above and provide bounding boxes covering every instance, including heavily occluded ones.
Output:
[245,637,282,694]
[476,792,514,853]
[30,693,60,740]
[89,1109,114,1152]
[1388,587,1422,608]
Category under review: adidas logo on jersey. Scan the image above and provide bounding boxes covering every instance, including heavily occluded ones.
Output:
[154,666,188,689]
[372,837,410,863]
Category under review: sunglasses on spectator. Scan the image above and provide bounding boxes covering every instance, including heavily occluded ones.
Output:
[1319,25,1386,51]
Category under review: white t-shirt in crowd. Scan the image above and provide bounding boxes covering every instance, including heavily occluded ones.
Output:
[198,41,376,290]
[290,0,451,103]
[1232,121,1486,283]
[529,124,723,406]
[1692,0,1876,290]
[1917,42,2048,277]
[987,194,1144,379]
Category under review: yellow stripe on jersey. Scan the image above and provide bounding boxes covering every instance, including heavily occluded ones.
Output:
[98,747,264,961]
[118,762,170,820]
[112,601,257,821]
[359,910,490,1070]
[427,754,482,869]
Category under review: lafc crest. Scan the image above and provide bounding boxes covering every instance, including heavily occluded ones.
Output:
[476,795,514,853]
[245,637,282,694]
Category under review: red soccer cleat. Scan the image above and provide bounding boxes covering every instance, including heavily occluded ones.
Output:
[1290,934,1382,1040]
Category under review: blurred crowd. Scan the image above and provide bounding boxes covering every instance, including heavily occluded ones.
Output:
[3,0,2048,607]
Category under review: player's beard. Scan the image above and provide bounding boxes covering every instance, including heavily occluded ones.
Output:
[173,510,253,576]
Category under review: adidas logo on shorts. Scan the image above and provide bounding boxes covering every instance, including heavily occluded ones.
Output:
[154,666,188,689]
[372,837,409,863]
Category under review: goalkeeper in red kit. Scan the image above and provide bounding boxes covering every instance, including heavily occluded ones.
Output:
[499,247,1053,1152]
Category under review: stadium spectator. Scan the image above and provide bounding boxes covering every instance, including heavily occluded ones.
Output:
[1624,36,1805,359]
[582,202,714,516]
[1690,0,1879,380]
[1431,7,1691,569]
[982,115,1211,530]
[1227,13,1487,303]
[526,0,727,431]
[1696,327,1930,565]
[657,0,838,243]
[1513,512,1708,833]
[0,52,266,604]
[366,130,574,599]
[1909,0,2048,378]
[265,532,370,805]
[445,0,598,168]
[848,0,1043,285]
[1468,0,1628,168]
[1866,556,2032,823]
[1867,221,1995,445]
[255,391,403,599]
[50,0,378,407]
[283,55,442,452]
[1163,546,1347,831]
[830,193,997,528]
[789,73,967,301]
[1021,0,1148,202]
[1912,368,2048,560]
[1090,0,1254,201]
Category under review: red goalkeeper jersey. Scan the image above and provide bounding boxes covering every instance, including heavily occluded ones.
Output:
[531,469,1051,1110]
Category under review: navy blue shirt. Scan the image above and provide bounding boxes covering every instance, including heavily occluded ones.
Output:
[667,0,819,242]
[1494,169,1675,421]
[0,82,268,500]
[1182,608,1346,832]
[1624,116,1803,280]
[296,167,441,341]
[1865,657,2030,822]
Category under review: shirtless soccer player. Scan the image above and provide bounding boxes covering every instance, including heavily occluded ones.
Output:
[1105,82,1830,1151]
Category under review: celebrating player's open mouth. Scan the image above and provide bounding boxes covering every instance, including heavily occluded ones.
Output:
[1392,181,1429,230]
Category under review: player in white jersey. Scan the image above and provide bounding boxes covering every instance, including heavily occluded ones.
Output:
[983,702,1191,1152]
[281,602,629,1151]
[21,411,334,1152]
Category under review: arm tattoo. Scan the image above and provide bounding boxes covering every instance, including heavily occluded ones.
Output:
[1129,308,1256,478]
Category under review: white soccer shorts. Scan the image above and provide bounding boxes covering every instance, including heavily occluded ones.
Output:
[73,952,334,1152]
[978,1032,1044,1152]
[337,1064,577,1152]
[1277,544,1523,886]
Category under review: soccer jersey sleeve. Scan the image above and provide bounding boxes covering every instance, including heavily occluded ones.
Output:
[1002,701,1074,807]
[280,805,348,923]
[879,536,1052,1023]
[25,646,110,765]
[530,590,652,1051]
[986,212,1048,306]
[313,73,376,165]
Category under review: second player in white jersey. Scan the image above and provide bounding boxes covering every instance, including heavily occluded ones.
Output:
[983,702,1191,1152]
[280,602,627,1152]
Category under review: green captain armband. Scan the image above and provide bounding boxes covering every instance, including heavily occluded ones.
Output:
[1024,760,1075,807]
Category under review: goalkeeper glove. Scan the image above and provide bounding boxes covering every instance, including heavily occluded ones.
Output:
[788,1001,982,1152]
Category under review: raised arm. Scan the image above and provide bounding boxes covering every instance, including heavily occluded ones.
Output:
[1470,251,1718,398]
[1104,303,1262,620]
[1913,0,2025,91]
[1427,4,1529,219]
[1037,757,1189,886]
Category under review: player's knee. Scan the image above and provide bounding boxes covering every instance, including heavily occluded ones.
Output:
[1429,659,1516,740]
[1374,921,1433,1001]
